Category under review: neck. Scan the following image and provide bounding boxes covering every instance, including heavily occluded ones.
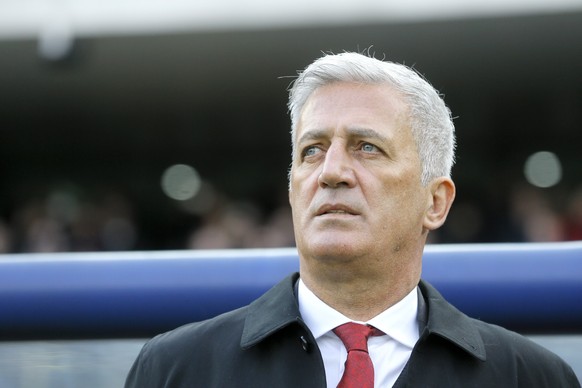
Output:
[299,254,421,322]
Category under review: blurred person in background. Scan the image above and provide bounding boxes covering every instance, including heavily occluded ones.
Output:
[509,184,565,242]
[0,219,11,253]
[126,52,580,387]
[564,186,582,241]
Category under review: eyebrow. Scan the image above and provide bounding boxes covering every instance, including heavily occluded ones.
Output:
[297,127,390,146]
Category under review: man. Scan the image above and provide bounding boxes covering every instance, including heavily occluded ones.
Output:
[126,52,580,387]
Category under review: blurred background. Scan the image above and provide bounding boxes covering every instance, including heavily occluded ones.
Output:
[1,1,582,386]
[1,0,582,254]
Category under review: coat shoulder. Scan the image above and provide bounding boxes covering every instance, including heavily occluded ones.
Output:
[471,318,580,386]
[146,305,248,358]
[125,306,249,388]
[416,280,580,387]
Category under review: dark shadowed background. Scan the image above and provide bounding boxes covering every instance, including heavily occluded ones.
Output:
[1,3,581,252]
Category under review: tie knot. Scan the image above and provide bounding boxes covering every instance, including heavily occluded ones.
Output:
[333,322,383,352]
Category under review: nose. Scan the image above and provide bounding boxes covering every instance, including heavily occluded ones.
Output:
[318,143,356,188]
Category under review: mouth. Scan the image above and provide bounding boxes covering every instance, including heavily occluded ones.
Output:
[316,204,359,217]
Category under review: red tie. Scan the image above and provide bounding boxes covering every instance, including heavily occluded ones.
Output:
[333,322,383,388]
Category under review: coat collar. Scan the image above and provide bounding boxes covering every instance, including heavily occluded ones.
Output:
[418,280,487,361]
[240,273,486,362]
[240,273,303,349]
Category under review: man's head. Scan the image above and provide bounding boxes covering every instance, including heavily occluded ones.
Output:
[288,52,455,186]
[287,52,456,291]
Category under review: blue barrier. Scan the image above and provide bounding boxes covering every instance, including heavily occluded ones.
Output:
[0,242,581,340]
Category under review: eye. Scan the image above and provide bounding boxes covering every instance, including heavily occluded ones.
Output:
[360,143,378,153]
[302,146,321,158]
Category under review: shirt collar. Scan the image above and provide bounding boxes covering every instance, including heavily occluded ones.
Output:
[298,279,419,349]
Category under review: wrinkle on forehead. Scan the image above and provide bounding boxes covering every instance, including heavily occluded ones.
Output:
[292,82,416,166]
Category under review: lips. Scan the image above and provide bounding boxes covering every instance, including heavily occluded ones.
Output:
[316,204,359,216]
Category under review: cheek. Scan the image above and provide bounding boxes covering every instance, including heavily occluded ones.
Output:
[291,170,318,199]
[289,181,310,219]
[373,175,425,217]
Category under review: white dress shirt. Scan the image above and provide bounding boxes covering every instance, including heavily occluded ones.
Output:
[298,279,420,388]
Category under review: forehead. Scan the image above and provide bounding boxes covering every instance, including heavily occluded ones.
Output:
[295,82,410,140]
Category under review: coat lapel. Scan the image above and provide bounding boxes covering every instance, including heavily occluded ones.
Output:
[240,273,302,349]
[419,280,487,361]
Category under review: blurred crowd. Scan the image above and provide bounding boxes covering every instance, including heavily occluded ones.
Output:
[0,183,581,254]
[430,184,582,244]
[0,183,297,254]
[0,188,138,253]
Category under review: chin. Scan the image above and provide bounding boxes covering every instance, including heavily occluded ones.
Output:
[304,238,367,261]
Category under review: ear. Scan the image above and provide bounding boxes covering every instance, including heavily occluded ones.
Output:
[423,177,456,231]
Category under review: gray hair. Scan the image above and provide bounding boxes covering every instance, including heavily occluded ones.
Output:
[288,52,456,185]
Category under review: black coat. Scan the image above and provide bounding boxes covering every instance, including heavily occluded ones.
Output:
[125,273,580,387]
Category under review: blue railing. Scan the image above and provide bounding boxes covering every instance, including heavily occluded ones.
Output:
[1,242,581,340]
